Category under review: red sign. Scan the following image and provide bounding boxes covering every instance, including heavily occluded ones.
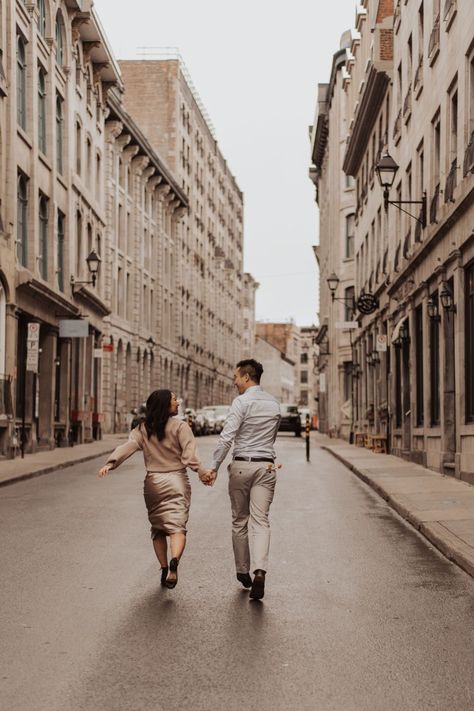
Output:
[102,344,114,352]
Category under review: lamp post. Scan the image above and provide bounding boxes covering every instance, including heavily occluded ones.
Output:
[376,152,427,228]
[440,282,456,313]
[71,249,101,291]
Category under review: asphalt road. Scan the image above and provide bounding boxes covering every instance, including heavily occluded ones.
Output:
[1,434,473,711]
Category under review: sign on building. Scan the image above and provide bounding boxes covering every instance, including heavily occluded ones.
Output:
[335,321,359,329]
[376,334,388,352]
[26,322,40,373]
[59,319,89,338]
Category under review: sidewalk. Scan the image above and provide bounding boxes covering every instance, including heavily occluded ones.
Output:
[317,434,474,579]
[0,433,127,488]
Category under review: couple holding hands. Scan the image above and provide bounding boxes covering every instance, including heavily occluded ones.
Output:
[99,359,281,600]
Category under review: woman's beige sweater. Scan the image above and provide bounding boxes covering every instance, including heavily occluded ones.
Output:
[105,418,207,477]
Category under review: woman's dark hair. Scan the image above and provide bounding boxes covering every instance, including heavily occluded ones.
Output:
[144,389,173,441]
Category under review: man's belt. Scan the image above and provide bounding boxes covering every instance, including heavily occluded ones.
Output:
[233,456,274,463]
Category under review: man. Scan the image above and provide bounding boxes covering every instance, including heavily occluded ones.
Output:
[208,359,280,600]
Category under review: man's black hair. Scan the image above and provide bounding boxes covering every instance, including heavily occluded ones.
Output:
[236,359,264,384]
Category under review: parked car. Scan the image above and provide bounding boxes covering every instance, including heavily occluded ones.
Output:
[176,407,198,434]
[195,409,213,435]
[202,405,230,433]
[278,404,302,437]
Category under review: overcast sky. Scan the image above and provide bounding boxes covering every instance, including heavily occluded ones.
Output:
[94,0,357,326]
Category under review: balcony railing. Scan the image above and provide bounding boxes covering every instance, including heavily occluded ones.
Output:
[444,159,457,203]
[394,0,401,30]
[403,230,411,260]
[0,376,13,416]
[413,56,423,95]
[430,182,440,223]
[463,130,474,176]
[403,84,412,122]
[393,108,402,142]
[444,0,457,26]
[428,16,440,63]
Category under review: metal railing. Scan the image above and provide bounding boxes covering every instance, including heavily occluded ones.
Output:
[393,109,402,140]
[430,182,440,223]
[463,130,474,176]
[428,16,440,59]
[413,56,423,93]
[444,0,456,20]
[403,84,412,120]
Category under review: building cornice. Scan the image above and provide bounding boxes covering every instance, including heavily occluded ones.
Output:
[343,62,390,176]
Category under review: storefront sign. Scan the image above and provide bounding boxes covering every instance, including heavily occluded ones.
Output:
[335,321,359,329]
[59,319,89,338]
[102,343,114,352]
[93,348,103,359]
[319,373,326,393]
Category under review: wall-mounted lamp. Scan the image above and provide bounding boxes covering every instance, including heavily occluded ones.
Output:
[440,283,456,312]
[376,152,427,228]
[326,272,378,315]
[427,296,441,322]
[147,336,156,353]
[394,320,410,348]
[71,250,101,291]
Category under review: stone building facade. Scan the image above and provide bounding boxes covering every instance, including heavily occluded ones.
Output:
[309,34,356,438]
[254,336,295,403]
[118,58,248,408]
[0,0,122,455]
[311,0,474,483]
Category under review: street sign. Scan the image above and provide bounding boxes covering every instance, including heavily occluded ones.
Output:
[376,334,388,352]
[335,321,359,329]
[356,293,378,315]
[93,348,103,359]
[59,319,89,338]
[102,343,114,352]
[26,322,39,372]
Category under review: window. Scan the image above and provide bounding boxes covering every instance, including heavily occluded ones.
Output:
[0,280,6,376]
[466,264,474,421]
[37,0,46,37]
[56,94,64,174]
[57,210,65,291]
[38,194,48,280]
[469,55,474,136]
[55,13,64,66]
[343,362,352,402]
[429,292,440,425]
[415,305,424,425]
[17,36,27,129]
[432,111,441,189]
[17,173,28,266]
[345,213,355,258]
[300,370,308,384]
[76,121,81,175]
[299,391,308,406]
[448,86,458,166]
[96,153,101,198]
[86,137,92,187]
[38,67,47,154]
[76,211,82,277]
[300,352,308,364]
[344,286,355,321]
[395,344,402,428]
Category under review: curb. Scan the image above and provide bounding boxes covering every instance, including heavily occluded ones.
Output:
[0,447,117,489]
[321,445,474,580]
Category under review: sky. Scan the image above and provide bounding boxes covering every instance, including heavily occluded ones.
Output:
[93,0,357,326]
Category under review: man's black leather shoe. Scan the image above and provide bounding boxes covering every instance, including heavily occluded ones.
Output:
[249,569,266,600]
[237,572,252,588]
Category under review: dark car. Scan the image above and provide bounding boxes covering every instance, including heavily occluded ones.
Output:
[278,404,302,437]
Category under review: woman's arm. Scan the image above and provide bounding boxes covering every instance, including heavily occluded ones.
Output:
[99,428,143,475]
[177,422,209,478]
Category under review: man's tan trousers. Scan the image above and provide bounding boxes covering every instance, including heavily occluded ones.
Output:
[227,460,277,573]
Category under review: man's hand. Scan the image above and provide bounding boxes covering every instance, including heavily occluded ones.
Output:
[199,469,217,486]
[98,464,112,478]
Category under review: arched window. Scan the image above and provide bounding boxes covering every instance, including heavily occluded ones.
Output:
[37,0,46,37]
[55,13,64,66]
[38,67,47,154]
[17,174,28,266]
[38,194,49,280]
[56,93,64,174]
[76,210,83,277]
[16,36,26,129]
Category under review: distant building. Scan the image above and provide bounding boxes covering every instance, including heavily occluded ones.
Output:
[254,337,295,402]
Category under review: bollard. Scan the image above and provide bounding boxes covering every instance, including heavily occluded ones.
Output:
[305,413,310,462]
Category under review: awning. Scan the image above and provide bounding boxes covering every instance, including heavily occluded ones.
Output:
[391,316,407,344]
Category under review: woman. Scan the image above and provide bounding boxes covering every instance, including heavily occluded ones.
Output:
[98,390,212,589]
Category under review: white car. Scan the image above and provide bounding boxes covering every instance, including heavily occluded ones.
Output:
[202,405,230,433]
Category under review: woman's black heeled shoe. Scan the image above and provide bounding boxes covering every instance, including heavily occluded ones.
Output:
[160,567,168,586]
[165,558,179,589]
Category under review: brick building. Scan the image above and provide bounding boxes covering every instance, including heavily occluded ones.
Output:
[118,56,249,407]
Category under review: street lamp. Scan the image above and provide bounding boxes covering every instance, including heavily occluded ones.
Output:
[327,272,340,299]
[376,152,427,228]
[71,249,101,290]
[440,283,456,312]
[427,296,440,321]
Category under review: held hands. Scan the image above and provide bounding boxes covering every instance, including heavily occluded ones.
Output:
[199,469,217,487]
[98,464,112,478]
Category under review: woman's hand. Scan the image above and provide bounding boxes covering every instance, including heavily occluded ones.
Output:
[98,464,112,478]
[199,470,216,486]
